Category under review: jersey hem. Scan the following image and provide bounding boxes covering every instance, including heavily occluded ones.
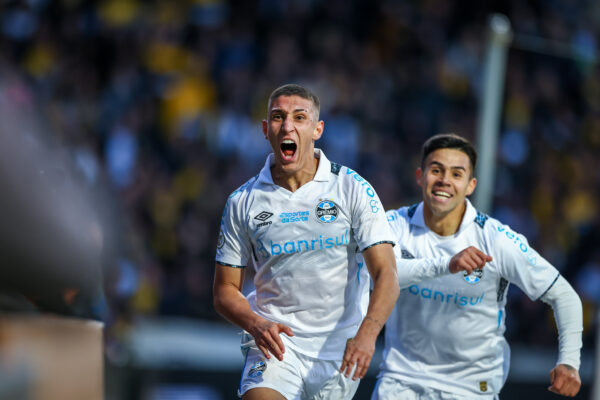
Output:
[361,240,395,252]
[238,383,291,399]
[377,370,499,397]
[216,260,246,268]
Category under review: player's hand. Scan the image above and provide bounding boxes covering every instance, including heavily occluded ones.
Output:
[340,330,376,381]
[449,246,492,274]
[249,319,293,361]
[548,364,581,397]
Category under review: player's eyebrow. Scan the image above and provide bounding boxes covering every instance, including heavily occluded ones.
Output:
[428,161,467,171]
[270,108,310,114]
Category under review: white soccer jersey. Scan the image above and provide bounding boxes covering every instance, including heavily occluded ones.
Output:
[380,200,560,397]
[216,149,394,359]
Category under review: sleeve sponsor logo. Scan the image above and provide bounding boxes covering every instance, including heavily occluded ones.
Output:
[345,168,380,212]
[496,225,538,266]
[345,168,376,198]
[315,200,339,223]
[369,199,380,213]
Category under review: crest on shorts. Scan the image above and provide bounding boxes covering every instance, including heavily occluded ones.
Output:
[464,268,483,284]
[248,358,267,378]
[479,381,488,392]
[315,200,339,223]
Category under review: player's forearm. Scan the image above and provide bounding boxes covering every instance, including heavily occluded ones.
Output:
[396,256,452,288]
[213,285,264,333]
[540,275,583,370]
[358,264,400,339]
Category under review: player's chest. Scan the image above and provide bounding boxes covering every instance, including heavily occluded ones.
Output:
[246,187,351,242]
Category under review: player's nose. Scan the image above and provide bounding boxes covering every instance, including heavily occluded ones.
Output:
[436,172,451,184]
[282,116,295,132]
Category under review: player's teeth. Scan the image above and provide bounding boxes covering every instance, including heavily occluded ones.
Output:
[434,192,450,198]
[283,140,294,144]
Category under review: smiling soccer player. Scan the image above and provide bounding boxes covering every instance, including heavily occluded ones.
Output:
[372,133,583,399]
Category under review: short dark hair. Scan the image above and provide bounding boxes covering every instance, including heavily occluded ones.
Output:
[268,84,320,120]
[421,133,478,175]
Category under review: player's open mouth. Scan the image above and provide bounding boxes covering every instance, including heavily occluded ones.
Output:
[280,139,297,161]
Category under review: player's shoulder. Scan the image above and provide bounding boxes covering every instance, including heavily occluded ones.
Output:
[386,204,417,226]
[334,162,366,184]
[225,174,259,205]
[333,162,379,198]
[469,209,504,237]
[477,212,534,250]
[480,214,543,267]
[478,212,517,236]
[471,208,491,229]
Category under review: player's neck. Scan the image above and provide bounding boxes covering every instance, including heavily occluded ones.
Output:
[271,156,319,192]
[423,202,466,236]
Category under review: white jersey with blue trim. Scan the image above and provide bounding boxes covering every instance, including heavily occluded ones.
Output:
[216,149,394,360]
[381,199,560,397]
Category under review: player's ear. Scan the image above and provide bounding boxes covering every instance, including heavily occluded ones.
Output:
[466,177,477,196]
[312,120,324,141]
[262,120,268,140]
[416,167,424,187]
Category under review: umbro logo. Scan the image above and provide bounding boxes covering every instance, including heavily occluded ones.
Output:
[254,211,273,221]
[255,211,273,228]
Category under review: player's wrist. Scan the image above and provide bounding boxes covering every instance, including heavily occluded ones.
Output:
[556,361,579,372]
[357,316,384,338]
[244,313,270,335]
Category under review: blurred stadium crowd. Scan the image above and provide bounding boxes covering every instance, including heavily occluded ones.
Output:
[0,0,598,363]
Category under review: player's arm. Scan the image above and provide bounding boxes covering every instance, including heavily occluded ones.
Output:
[396,246,493,288]
[540,276,583,397]
[490,222,582,397]
[385,210,491,287]
[340,243,399,380]
[213,263,293,361]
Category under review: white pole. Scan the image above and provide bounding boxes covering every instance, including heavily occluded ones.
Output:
[473,14,512,214]
[594,308,600,399]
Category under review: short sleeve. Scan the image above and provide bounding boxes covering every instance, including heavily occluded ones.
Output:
[346,170,395,251]
[215,195,252,268]
[489,221,559,300]
[386,209,404,260]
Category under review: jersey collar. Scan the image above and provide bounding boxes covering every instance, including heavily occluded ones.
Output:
[411,198,479,234]
[257,148,331,185]
[313,149,331,182]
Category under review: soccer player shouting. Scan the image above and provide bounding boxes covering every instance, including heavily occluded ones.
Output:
[372,133,582,399]
[213,84,400,400]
